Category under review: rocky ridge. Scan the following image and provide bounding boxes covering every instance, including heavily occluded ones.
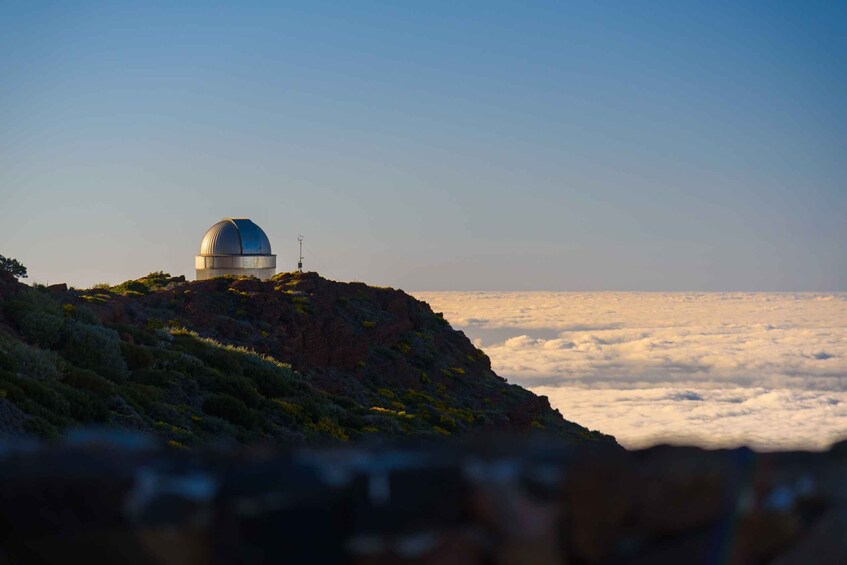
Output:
[0,270,615,446]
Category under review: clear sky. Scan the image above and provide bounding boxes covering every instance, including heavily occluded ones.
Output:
[1,1,845,291]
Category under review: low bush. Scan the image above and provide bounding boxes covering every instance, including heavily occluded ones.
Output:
[200,371,261,408]
[137,272,174,290]
[207,349,244,376]
[131,368,176,387]
[0,335,61,380]
[111,280,149,295]
[121,382,161,410]
[15,311,64,348]
[4,288,65,347]
[111,324,158,347]
[203,394,255,428]
[308,417,349,442]
[59,385,110,423]
[0,374,70,418]
[120,342,154,371]
[24,415,57,437]
[245,363,303,398]
[66,304,101,325]
[61,367,113,395]
[62,320,129,381]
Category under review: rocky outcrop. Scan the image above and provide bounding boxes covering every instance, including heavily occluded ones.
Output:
[76,272,613,441]
[0,271,615,445]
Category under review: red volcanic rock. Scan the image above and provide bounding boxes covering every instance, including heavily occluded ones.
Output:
[46,283,67,296]
[507,395,555,429]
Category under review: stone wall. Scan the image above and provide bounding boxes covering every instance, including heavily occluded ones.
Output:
[0,431,844,563]
[195,267,276,280]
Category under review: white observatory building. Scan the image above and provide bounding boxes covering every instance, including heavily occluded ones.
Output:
[195,218,276,280]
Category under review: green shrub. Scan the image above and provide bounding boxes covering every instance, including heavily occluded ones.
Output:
[111,280,149,295]
[15,311,64,348]
[244,363,301,398]
[208,349,243,376]
[200,371,261,408]
[273,399,305,422]
[131,368,176,386]
[297,397,331,422]
[308,417,349,441]
[147,403,184,425]
[329,395,359,410]
[0,346,15,372]
[62,320,128,381]
[61,367,113,394]
[203,394,255,428]
[120,342,154,370]
[169,331,212,358]
[3,375,69,416]
[67,304,101,325]
[24,415,57,437]
[137,272,173,290]
[145,318,165,330]
[0,334,61,380]
[4,288,64,347]
[195,414,236,434]
[60,385,110,423]
[439,414,457,431]
[433,426,452,436]
[111,324,158,347]
[121,382,161,409]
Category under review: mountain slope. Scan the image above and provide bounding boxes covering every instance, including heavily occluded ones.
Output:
[0,270,616,447]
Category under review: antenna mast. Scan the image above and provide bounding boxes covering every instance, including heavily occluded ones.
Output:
[297,235,304,273]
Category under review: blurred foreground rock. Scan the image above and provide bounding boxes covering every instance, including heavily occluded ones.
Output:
[0,431,845,564]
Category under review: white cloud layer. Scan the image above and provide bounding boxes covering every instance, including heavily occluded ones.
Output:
[413,292,847,451]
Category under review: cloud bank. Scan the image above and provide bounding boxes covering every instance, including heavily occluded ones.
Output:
[414,292,847,451]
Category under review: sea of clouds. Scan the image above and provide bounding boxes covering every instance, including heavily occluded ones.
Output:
[412,292,847,451]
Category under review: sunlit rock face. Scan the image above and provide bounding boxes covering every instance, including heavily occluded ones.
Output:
[195,218,276,280]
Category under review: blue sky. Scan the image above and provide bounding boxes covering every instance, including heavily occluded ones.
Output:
[1,1,845,290]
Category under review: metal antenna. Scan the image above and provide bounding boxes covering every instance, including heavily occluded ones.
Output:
[297,235,304,273]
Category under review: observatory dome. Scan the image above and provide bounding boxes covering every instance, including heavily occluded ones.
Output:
[195,218,276,280]
[199,218,272,256]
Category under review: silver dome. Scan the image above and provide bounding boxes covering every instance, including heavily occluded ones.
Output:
[199,218,272,256]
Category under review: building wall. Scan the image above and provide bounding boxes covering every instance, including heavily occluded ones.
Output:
[195,255,276,270]
[196,267,276,281]
[195,254,277,281]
